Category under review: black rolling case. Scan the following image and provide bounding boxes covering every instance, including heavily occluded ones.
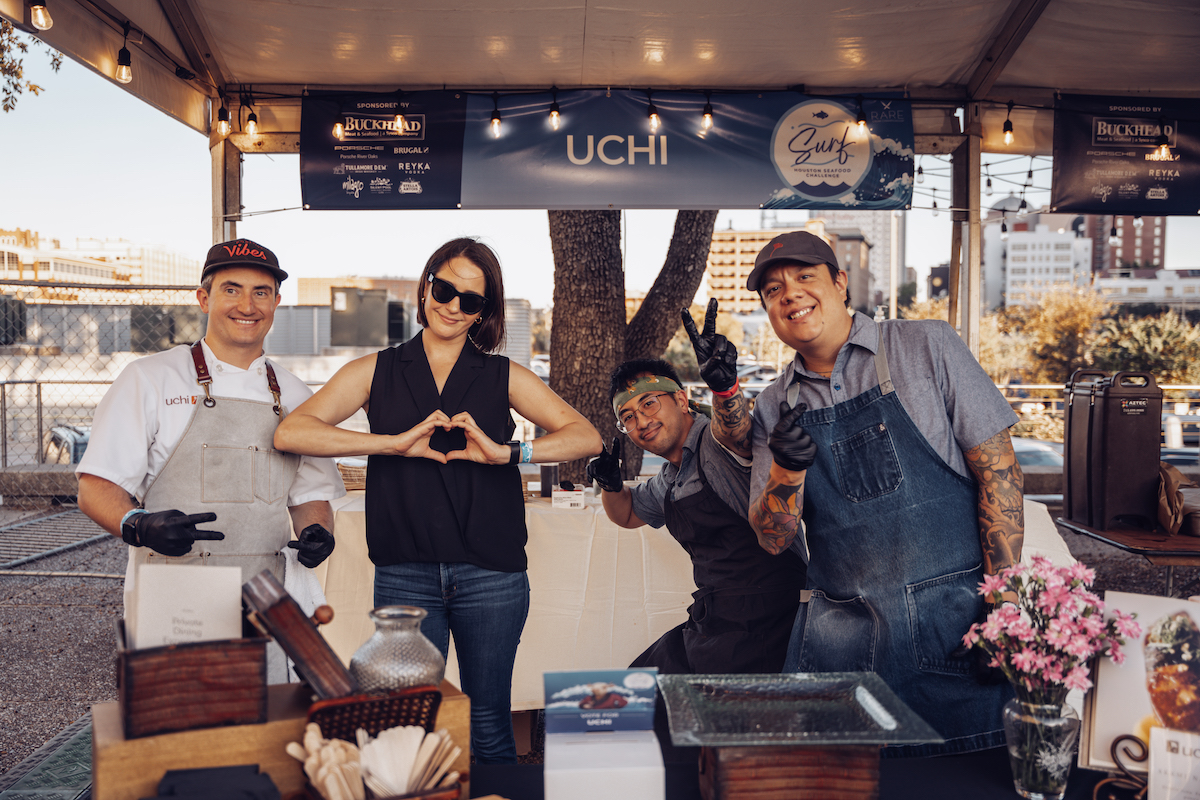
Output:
[1063,370,1162,530]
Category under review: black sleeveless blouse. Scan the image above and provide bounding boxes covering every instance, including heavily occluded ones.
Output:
[365,331,525,571]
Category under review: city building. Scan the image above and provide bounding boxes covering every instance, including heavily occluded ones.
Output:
[0,228,199,286]
[297,276,420,306]
[984,220,1093,308]
[1095,268,1200,309]
[1085,215,1167,273]
[811,210,906,305]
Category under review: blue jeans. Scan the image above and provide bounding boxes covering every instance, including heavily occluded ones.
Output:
[374,562,529,764]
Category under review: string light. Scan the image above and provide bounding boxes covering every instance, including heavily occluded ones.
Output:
[931,187,939,216]
[1133,215,1144,230]
[855,95,866,132]
[916,160,924,184]
[332,121,345,140]
[1017,197,1028,219]
[1108,225,1120,246]
[29,0,52,31]
[701,91,713,131]
[984,163,993,196]
[1000,218,1009,241]
[548,87,560,131]
[216,97,231,138]
[1002,100,1014,146]
[646,90,659,132]
[115,22,133,84]
[394,89,405,133]
[1026,159,1034,182]
[490,93,502,138]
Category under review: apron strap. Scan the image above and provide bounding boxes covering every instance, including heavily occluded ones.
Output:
[785,320,895,407]
[265,362,283,416]
[191,341,282,414]
[190,341,216,408]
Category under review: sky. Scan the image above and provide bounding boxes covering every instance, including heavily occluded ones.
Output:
[3,52,1199,308]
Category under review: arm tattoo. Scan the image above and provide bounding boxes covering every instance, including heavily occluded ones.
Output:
[712,391,753,457]
[750,474,804,555]
[964,429,1025,575]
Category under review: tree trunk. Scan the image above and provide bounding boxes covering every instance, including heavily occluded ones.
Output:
[625,210,719,359]
[547,209,718,484]
[547,210,625,483]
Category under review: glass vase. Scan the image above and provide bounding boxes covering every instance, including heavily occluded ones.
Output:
[348,606,446,694]
[1002,699,1081,800]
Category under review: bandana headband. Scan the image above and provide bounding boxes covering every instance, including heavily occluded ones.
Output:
[612,376,683,416]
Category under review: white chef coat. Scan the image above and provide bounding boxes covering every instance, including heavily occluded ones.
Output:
[77,339,345,507]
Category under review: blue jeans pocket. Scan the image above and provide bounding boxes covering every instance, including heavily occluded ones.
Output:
[831,422,902,502]
[906,565,981,676]
[794,591,877,673]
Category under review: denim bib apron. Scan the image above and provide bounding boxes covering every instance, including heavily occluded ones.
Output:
[632,447,802,675]
[782,335,1010,756]
[131,343,300,682]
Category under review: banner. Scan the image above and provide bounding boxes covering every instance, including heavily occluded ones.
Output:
[1051,94,1200,215]
[300,90,913,211]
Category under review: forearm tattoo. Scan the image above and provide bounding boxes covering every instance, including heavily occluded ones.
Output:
[964,429,1025,574]
[713,392,753,456]
[750,475,804,555]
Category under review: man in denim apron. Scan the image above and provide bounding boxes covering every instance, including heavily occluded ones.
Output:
[77,240,344,681]
[696,231,1024,757]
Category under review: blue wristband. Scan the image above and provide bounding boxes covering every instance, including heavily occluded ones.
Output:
[520,442,533,464]
[120,508,148,546]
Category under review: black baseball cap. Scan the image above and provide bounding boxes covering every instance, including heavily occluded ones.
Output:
[201,239,288,284]
[746,231,839,291]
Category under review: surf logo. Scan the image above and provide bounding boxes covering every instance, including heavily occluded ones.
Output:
[770,99,872,202]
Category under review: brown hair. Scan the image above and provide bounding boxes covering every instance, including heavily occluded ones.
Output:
[415,237,507,353]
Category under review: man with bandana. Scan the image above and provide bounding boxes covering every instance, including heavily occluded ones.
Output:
[587,358,805,675]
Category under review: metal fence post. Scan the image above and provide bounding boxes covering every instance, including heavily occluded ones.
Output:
[1,383,6,468]
[36,382,43,465]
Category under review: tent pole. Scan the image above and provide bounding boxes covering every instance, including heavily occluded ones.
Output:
[211,137,243,244]
[952,104,983,357]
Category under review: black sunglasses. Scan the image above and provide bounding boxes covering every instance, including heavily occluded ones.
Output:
[428,274,488,315]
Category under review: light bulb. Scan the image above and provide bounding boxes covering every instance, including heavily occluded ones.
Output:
[1017,198,1028,219]
[30,2,52,30]
[1133,216,1144,230]
[246,111,258,136]
[491,114,501,138]
[985,176,993,196]
[1108,226,1120,246]
[648,104,659,132]
[395,113,405,132]
[931,200,939,217]
[115,46,133,84]
[916,165,924,184]
[549,101,560,131]
[1000,221,1009,241]
[333,121,345,140]
[1002,119,1014,146]
[702,102,713,131]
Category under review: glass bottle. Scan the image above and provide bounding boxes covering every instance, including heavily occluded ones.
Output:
[349,606,446,694]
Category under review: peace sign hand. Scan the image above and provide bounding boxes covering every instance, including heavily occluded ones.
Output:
[682,298,738,393]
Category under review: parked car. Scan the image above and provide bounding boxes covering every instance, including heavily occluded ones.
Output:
[45,424,90,464]
[1010,437,1063,468]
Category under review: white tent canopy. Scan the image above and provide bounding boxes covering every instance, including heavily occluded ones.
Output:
[3,0,1199,346]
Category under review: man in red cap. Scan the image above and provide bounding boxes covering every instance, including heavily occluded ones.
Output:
[77,239,345,680]
[687,230,1024,757]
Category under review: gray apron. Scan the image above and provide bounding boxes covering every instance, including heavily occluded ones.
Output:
[132,342,300,681]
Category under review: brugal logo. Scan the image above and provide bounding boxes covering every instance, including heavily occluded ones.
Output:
[166,395,199,406]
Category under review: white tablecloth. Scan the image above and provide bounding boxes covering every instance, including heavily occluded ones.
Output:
[313,494,1071,711]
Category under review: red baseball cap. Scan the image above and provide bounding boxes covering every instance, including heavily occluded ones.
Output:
[201,239,288,283]
[746,231,839,291]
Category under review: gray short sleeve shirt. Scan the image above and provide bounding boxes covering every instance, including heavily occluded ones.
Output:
[749,312,1019,505]
[631,414,751,529]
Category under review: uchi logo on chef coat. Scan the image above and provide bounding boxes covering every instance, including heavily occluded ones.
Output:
[771,99,873,201]
[166,395,199,406]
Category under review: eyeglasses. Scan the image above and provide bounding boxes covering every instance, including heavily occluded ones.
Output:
[616,393,673,434]
[428,274,488,315]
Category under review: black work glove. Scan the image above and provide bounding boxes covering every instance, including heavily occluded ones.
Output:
[586,437,624,493]
[132,509,223,557]
[682,298,739,393]
[287,524,336,568]
[769,401,817,472]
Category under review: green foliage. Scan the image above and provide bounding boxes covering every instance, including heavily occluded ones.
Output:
[1005,288,1111,384]
[898,281,917,309]
[1090,312,1200,384]
[1,21,61,112]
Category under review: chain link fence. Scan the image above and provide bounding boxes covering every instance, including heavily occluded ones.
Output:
[0,281,204,508]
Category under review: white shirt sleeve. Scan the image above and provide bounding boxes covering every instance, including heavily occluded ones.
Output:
[76,360,159,498]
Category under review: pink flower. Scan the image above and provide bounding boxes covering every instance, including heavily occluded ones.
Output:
[1065,665,1094,692]
[1065,634,1094,659]
[1068,563,1096,585]
[1008,617,1037,643]
[1037,585,1072,614]
[1109,644,1127,666]
[1045,620,1071,649]
[1012,648,1038,673]
[981,616,1006,642]
[979,573,1008,598]
[962,628,981,648]
[1112,611,1142,640]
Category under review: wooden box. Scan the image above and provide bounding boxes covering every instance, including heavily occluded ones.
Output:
[92,679,471,800]
[117,620,268,739]
[699,745,881,800]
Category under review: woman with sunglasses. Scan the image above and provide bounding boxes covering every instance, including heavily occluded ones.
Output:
[275,237,602,763]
